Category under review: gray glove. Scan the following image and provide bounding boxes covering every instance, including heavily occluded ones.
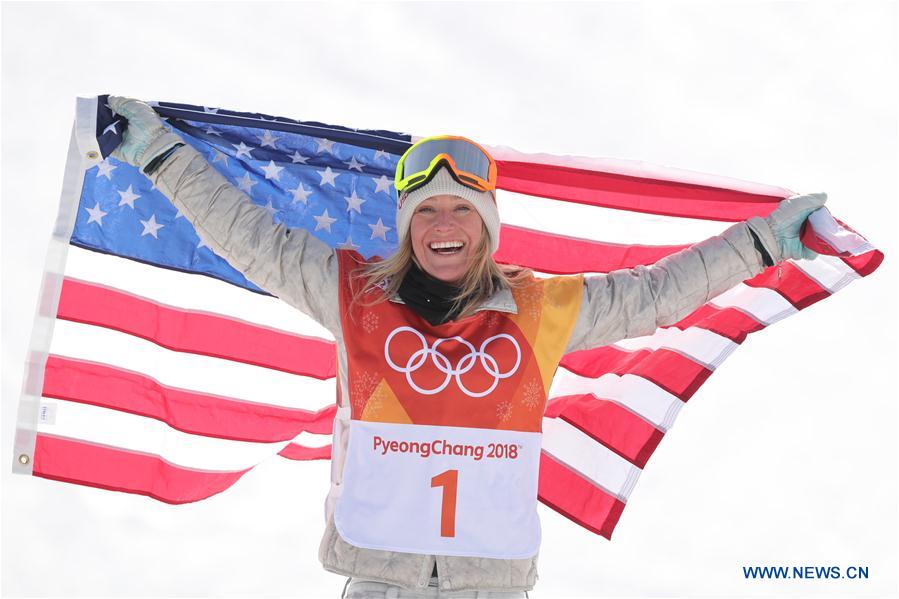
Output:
[764,192,828,261]
[108,96,183,171]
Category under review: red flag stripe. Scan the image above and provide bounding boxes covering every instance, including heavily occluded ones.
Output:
[57,277,337,378]
[496,159,784,222]
[537,451,626,540]
[497,224,689,273]
[841,251,885,277]
[744,262,831,309]
[42,355,336,443]
[279,443,332,460]
[671,304,766,344]
[561,346,712,402]
[544,397,664,469]
[33,433,249,504]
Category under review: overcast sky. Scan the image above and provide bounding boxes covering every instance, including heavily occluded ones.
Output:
[2,2,897,598]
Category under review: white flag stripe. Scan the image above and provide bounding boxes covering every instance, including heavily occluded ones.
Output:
[549,370,683,431]
[613,326,738,370]
[541,416,642,501]
[38,398,289,471]
[791,255,860,294]
[64,245,335,341]
[498,189,729,246]
[709,283,798,325]
[49,319,336,411]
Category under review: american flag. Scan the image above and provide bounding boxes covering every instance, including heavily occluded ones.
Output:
[12,94,883,539]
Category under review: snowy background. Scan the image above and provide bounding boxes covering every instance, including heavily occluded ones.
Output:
[2,2,897,597]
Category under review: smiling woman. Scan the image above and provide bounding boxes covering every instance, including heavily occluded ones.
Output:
[350,136,533,325]
[354,159,533,325]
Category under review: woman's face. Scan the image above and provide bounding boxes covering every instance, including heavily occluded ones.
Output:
[410,194,485,285]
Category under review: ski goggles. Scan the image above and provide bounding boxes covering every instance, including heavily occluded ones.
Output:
[395,135,497,196]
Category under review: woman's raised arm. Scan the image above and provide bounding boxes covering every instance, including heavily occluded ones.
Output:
[109,96,340,334]
[565,193,827,353]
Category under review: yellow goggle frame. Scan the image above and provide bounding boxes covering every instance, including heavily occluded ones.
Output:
[395,135,497,196]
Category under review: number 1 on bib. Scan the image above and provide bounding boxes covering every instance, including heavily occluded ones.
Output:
[431,469,458,537]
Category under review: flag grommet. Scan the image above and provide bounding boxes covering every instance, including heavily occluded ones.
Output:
[18,454,30,465]
[86,150,99,160]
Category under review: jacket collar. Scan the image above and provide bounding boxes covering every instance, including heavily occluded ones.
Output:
[387,285,518,315]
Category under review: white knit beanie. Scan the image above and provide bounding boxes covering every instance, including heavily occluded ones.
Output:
[396,166,501,254]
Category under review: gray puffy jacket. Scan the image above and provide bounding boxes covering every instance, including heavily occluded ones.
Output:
[143,137,779,593]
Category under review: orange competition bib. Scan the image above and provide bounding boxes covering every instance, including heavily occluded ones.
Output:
[333,251,582,558]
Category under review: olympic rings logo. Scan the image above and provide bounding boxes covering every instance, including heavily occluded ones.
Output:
[384,326,521,398]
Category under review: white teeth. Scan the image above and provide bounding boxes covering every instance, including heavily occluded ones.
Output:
[429,241,464,250]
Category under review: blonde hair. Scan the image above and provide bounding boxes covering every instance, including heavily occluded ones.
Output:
[352,222,532,320]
